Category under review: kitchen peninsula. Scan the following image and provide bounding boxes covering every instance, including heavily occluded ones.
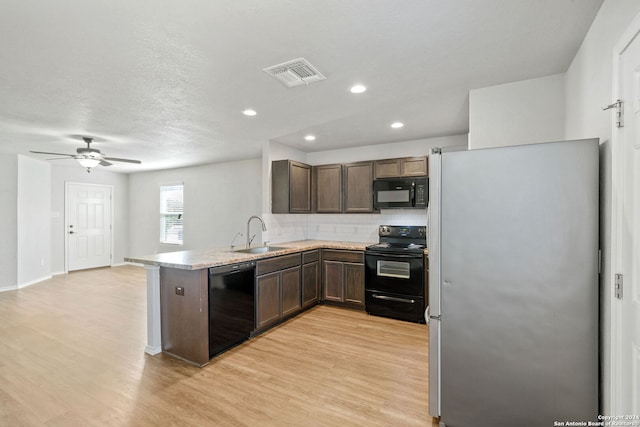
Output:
[125,240,371,366]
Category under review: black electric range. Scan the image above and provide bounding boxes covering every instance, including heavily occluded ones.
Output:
[364,225,427,323]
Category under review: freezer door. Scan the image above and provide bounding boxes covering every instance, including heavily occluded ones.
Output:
[427,151,442,417]
[439,139,599,426]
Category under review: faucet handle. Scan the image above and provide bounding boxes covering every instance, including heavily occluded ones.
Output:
[263,240,270,247]
[230,232,243,250]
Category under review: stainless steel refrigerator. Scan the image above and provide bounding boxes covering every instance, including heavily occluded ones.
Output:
[427,139,599,427]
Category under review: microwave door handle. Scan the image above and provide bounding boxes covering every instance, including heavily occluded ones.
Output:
[410,181,416,207]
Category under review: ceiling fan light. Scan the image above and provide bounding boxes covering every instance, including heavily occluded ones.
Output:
[77,158,100,168]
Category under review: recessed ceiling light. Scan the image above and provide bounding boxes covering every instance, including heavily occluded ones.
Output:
[391,122,404,129]
[350,84,367,94]
[242,109,257,116]
[304,135,316,141]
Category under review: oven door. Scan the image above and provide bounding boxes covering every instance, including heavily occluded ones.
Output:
[364,252,424,296]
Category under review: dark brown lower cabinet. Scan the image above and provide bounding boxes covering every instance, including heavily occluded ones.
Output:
[281,267,302,317]
[256,254,302,331]
[344,262,365,304]
[160,267,209,366]
[323,260,344,302]
[256,272,281,330]
[302,250,320,308]
[322,249,365,308]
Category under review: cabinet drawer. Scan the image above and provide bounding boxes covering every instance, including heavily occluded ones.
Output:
[322,249,364,263]
[257,253,301,276]
[302,249,320,264]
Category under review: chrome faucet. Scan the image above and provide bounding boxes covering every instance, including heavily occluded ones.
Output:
[246,215,267,249]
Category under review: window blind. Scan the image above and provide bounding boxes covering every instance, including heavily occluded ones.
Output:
[160,184,183,245]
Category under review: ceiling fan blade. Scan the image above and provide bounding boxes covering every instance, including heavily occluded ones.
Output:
[99,160,113,167]
[103,157,142,164]
[46,157,74,161]
[30,150,74,157]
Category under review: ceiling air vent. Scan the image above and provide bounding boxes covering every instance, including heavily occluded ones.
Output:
[262,58,326,88]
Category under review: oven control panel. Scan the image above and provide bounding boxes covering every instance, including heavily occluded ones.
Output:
[378,225,426,238]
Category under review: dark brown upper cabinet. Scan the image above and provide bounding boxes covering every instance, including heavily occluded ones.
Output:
[272,160,312,213]
[314,164,343,213]
[343,161,374,213]
[374,156,428,179]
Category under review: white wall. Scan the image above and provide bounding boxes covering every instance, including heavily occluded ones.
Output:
[306,135,467,165]
[469,74,566,149]
[128,158,262,256]
[564,0,640,415]
[262,135,467,244]
[50,164,130,273]
[0,154,18,291]
[17,156,51,287]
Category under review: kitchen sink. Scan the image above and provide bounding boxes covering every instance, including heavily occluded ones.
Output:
[234,246,287,254]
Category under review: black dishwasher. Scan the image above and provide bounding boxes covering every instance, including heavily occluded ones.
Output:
[208,261,255,358]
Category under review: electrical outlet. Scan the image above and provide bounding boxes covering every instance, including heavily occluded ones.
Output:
[175,286,184,296]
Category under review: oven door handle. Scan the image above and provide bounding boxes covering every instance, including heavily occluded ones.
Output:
[371,294,416,304]
[366,252,423,259]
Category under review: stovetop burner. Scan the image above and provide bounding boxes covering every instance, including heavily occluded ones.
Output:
[365,225,427,254]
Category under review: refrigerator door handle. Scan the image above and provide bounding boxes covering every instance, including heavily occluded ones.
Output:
[425,306,442,323]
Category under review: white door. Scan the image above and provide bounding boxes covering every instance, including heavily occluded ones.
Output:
[66,183,112,271]
[614,22,640,415]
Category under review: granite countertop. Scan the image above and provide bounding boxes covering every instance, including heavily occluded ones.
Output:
[124,240,374,270]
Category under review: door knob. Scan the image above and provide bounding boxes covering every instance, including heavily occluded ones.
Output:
[69,231,74,234]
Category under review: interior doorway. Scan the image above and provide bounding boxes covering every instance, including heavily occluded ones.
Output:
[611,12,640,416]
[65,182,113,272]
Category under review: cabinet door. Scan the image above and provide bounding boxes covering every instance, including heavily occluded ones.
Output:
[281,266,301,317]
[302,261,319,308]
[344,262,365,305]
[290,161,312,212]
[343,161,373,213]
[323,260,344,302]
[374,159,401,179]
[315,164,343,213]
[400,157,428,177]
[256,272,281,329]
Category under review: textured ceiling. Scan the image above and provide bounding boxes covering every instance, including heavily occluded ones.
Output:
[0,0,603,173]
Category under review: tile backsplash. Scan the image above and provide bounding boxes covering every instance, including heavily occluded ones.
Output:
[263,209,428,244]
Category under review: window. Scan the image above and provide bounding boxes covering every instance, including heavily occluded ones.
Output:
[160,184,183,245]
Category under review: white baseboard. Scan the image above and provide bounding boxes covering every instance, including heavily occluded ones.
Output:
[18,275,52,289]
[123,262,144,268]
[0,274,54,293]
[51,270,66,276]
[144,345,162,355]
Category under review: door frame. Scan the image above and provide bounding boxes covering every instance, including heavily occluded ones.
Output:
[610,10,640,415]
[64,181,114,273]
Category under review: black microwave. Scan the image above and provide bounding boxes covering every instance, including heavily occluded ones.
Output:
[373,177,428,209]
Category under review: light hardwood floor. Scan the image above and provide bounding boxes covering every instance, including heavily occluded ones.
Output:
[0,266,438,426]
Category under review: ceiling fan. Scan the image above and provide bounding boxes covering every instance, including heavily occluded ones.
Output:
[29,137,142,172]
